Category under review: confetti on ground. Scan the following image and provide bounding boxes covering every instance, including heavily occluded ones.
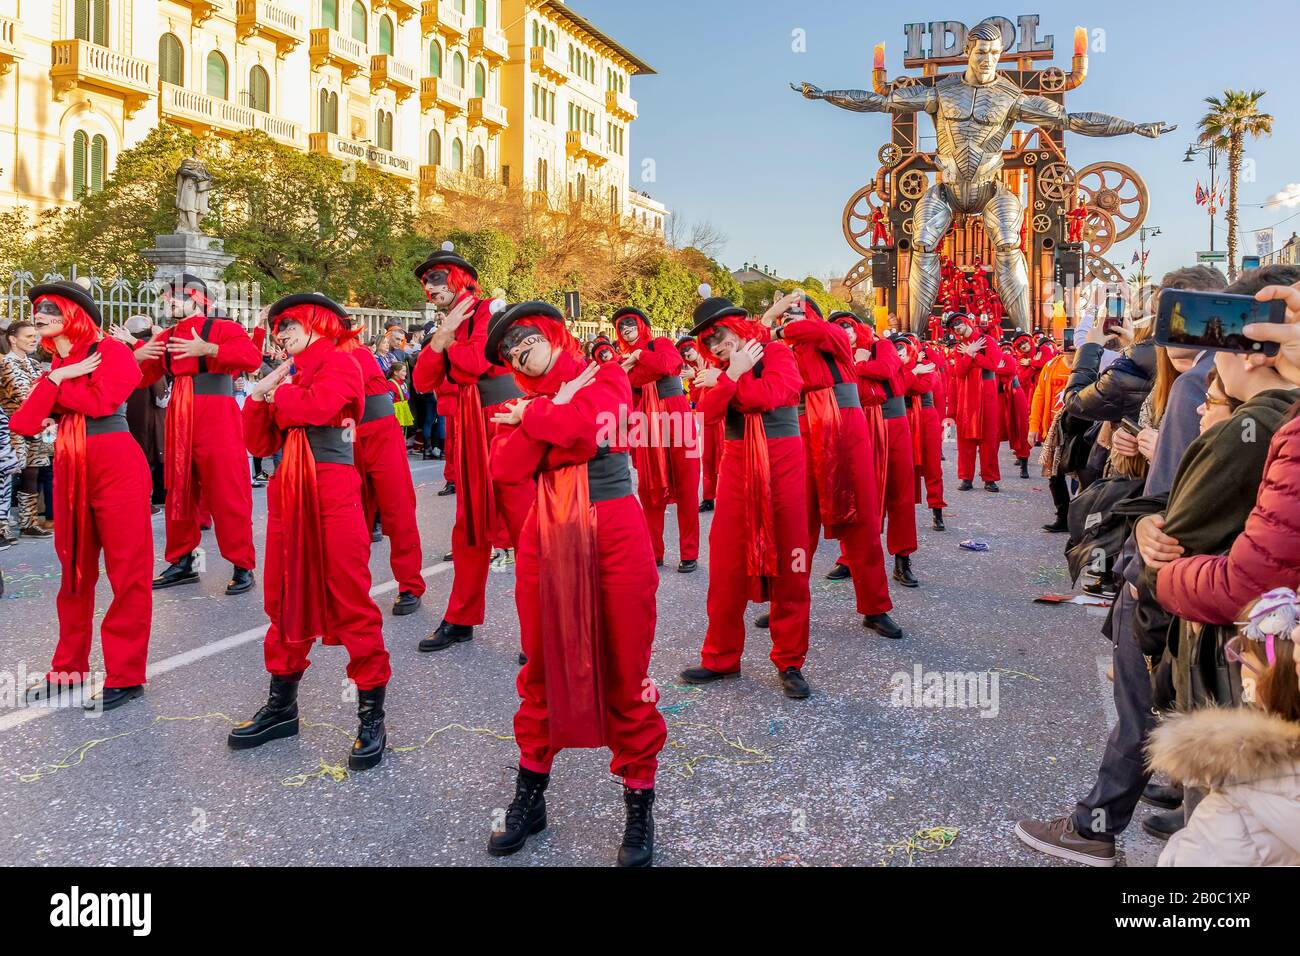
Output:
[881,825,960,866]
[657,700,692,716]
[663,721,774,778]
[1029,565,1069,586]
[993,667,1044,682]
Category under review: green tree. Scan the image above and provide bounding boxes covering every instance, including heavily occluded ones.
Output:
[1198,90,1273,280]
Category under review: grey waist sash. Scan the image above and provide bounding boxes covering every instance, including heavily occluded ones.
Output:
[881,396,907,420]
[724,405,800,441]
[980,369,996,381]
[192,372,235,397]
[360,392,396,424]
[476,373,523,408]
[655,376,684,399]
[86,404,129,436]
[832,381,861,410]
[586,451,632,502]
[921,393,935,408]
[1012,378,1021,390]
[305,426,354,466]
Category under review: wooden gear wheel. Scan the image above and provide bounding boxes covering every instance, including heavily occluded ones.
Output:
[842,182,890,257]
[877,143,903,169]
[843,256,873,290]
[1082,208,1117,255]
[1036,161,1076,202]
[1031,213,1052,234]
[1076,162,1148,242]
[1086,254,1123,284]
[1037,66,1066,92]
[898,169,927,200]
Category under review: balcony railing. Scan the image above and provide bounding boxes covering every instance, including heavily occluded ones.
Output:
[529,45,567,84]
[605,89,637,122]
[309,132,417,180]
[159,82,304,147]
[469,26,508,63]
[50,39,153,116]
[0,16,22,76]
[566,129,606,165]
[236,0,305,57]
[370,54,416,99]
[468,97,507,131]
[420,76,466,114]
[420,0,466,39]
[309,28,367,79]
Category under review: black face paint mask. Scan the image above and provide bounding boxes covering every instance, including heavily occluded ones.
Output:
[34,301,62,318]
[500,324,542,364]
[426,270,450,287]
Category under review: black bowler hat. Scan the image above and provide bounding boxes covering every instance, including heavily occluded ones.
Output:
[414,241,477,283]
[485,300,561,365]
[675,335,698,351]
[161,272,210,300]
[945,312,973,331]
[828,310,860,325]
[27,281,101,325]
[267,292,349,326]
[612,306,650,327]
[688,283,748,339]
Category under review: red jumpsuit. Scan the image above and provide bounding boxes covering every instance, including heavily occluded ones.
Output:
[952,333,1005,482]
[12,336,153,688]
[854,338,918,557]
[907,352,947,509]
[243,338,390,689]
[492,352,666,787]
[997,356,1031,461]
[139,315,260,570]
[696,343,811,672]
[436,376,459,477]
[351,346,424,598]
[780,318,892,614]
[621,324,700,564]
[414,295,534,625]
[686,369,723,503]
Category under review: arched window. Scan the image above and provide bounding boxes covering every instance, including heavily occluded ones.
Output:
[71,131,107,198]
[473,63,486,98]
[321,0,338,29]
[206,51,228,99]
[74,0,108,46]
[427,129,441,165]
[452,52,465,88]
[531,21,538,47]
[609,185,618,214]
[428,41,442,77]
[91,135,107,194]
[474,0,486,27]
[158,33,183,85]
[350,1,366,43]
[378,15,393,55]
[249,65,270,112]
[535,157,546,191]
[450,137,463,172]
[71,131,87,198]
[472,145,484,178]
[319,88,339,133]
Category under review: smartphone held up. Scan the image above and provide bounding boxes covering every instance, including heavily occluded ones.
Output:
[1155,289,1286,356]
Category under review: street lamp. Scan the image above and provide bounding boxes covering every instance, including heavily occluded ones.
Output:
[1137,225,1160,288]
[1184,142,1221,252]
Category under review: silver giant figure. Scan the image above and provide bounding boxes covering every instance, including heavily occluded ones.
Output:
[793,20,1175,333]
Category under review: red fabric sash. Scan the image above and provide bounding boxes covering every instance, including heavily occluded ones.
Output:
[634,383,672,507]
[276,429,329,644]
[164,374,196,523]
[803,387,856,535]
[742,413,778,603]
[866,404,888,520]
[536,463,607,749]
[455,382,495,548]
[53,414,91,597]
[907,397,924,504]
[957,368,984,440]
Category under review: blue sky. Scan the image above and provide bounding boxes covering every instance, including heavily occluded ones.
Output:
[572,0,1300,284]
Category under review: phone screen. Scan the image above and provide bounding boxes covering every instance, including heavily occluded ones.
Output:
[1156,290,1285,355]
[1062,328,1076,349]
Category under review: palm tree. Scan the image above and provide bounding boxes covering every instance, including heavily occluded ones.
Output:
[1197,90,1273,280]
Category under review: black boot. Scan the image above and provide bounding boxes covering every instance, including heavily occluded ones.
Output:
[349,686,387,771]
[441,550,454,562]
[677,559,698,574]
[617,787,656,867]
[1141,809,1185,842]
[392,590,421,616]
[153,553,199,590]
[225,566,255,596]
[931,508,946,531]
[83,685,144,712]
[1018,457,1030,479]
[863,613,904,640]
[437,481,456,497]
[984,480,1000,493]
[698,499,715,513]
[422,447,435,461]
[1042,508,1070,533]
[780,667,811,700]
[488,767,549,857]
[957,479,974,491]
[228,674,301,750]
[825,563,851,581]
[754,611,770,629]
[1141,781,1184,810]
[893,554,918,588]
[419,619,474,652]
[679,665,740,684]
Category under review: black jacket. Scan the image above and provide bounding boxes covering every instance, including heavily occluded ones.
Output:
[1062,338,1157,424]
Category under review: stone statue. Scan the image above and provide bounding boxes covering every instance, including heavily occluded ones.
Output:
[174,158,213,234]
[792,19,1176,332]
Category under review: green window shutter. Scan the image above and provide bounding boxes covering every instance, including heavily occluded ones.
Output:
[250,66,269,112]
[90,135,106,194]
[72,131,87,199]
[428,129,440,165]
[159,34,182,85]
[330,93,338,132]
[429,42,441,76]
[207,52,227,99]
[451,138,462,171]
[92,0,107,45]
[74,0,89,41]
[350,1,365,43]
[474,0,485,28]
[379,17,392,55]
[453,53,463,87]
[322,0,337,30]
[474,64,485,98]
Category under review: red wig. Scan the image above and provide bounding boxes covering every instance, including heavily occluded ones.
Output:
[422,264,480,302]
[615,312,654,354]
[35,295,100,348]
[272,304,361,347]
[506,315,585,394]
[699,316,770,364]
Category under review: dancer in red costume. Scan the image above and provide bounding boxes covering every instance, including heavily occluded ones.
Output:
[435,376,458,498]
[613,307,700,573]
[229,294,390,771]
[677,335,722,513]
[899,335,951,530]
[948,312,1005,491]
[139,274,259,596]
[411,244,535,652]
[15,283,152,712]
[996,344,1032,478]
[480,302,665,867]
[346,328,425,615]
[759,292,902,636]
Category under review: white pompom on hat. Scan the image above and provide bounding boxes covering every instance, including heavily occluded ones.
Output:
[698,282,712,299]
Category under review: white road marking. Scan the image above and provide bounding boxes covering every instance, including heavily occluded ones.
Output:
[0,561,453,734]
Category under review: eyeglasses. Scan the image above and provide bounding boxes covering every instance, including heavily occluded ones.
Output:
[1224,633,1280,677]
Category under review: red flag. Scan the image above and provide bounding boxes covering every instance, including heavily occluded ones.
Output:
[1195,182,1206,206]
[1131,250,1140,264]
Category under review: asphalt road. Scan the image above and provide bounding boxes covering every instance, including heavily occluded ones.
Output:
[0,444,1167,867]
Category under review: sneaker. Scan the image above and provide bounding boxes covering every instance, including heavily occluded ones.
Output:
[1014,815,1116,867]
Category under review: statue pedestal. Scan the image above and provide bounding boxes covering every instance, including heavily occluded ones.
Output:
[141,232,235,295]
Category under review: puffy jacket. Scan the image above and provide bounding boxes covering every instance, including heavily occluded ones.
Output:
[1062,338,1157,424]
[1156,410,1300,624]
[1029,352,1071,438]
[1147,707,1300,866]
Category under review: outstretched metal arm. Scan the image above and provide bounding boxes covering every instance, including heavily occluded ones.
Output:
[1016,94,1177,138]
[790,81,934,115]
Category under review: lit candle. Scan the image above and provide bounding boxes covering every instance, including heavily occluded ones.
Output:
[873,42,885,71]
[1073,27,1087,57]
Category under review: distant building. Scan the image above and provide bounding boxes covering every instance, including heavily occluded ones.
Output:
[731,262,780,284]
[1262,232,1299,267]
